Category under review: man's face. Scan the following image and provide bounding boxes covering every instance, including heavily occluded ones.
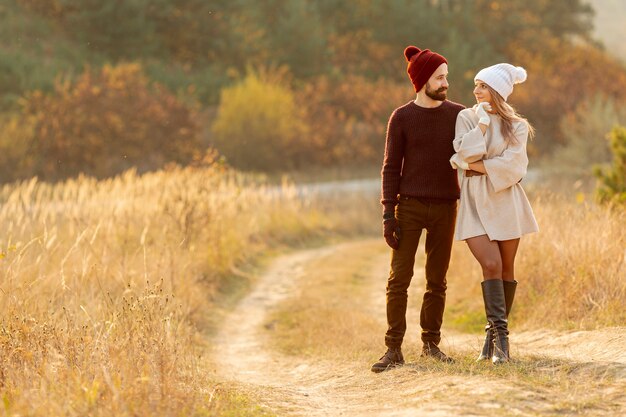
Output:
[424,63,449,101]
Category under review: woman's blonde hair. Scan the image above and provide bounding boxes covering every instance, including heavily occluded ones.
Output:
[486,84,535,144]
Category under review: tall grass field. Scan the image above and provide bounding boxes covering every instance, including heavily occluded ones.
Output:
[0,164,623,415]
[0,164,374,416]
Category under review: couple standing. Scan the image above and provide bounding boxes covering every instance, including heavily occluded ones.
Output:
[371,46,538,372]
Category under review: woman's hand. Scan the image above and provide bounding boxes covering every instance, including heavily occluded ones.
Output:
[468,160,487,174]
[450,153,469,170]
[450,157,469,170]
[474,102,492,126]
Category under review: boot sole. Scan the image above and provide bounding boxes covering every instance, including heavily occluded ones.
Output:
[421,353,455,363]
[370,362,404,373]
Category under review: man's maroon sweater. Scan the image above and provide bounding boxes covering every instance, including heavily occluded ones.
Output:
[381,100,465,213]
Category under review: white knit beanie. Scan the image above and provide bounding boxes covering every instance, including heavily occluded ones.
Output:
[474,63,527,101]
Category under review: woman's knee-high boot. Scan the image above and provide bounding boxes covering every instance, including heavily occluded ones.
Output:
[502,280,517,358]
[476,324,494,361]
[477,280,516,361]
[481,279,509,364]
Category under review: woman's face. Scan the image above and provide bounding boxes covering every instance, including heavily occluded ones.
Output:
[473,80,492,104]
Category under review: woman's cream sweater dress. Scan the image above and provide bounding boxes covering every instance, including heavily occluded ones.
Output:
[450,108,539,241]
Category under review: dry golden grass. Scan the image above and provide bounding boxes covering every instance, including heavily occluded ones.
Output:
[0,164,377,416]
[2,162,623,416]
[266,240,625,416]
[269,191,626,357]
[518,194,626,328]
[446,191,626,331]
[268,239,384,361]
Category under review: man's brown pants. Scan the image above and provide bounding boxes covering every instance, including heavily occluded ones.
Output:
[385,197,457,348]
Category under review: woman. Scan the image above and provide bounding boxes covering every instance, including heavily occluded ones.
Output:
[449,63,538,364]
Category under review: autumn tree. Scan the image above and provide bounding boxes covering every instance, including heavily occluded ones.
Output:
[23,63,202,180]
[211,69,310,171]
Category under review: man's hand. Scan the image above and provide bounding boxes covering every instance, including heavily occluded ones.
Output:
[474,102,492,126]
[383,214,401,250]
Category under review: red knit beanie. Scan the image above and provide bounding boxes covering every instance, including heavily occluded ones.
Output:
[404,46,448,93]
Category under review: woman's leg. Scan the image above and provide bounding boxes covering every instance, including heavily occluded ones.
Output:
[465,234,502,279]
[497,239,520,361]
[466,235,509,363]
[498,238,520,282]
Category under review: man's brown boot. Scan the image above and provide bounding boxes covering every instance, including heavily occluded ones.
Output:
[421,341,455,363]
[371,347,404,373]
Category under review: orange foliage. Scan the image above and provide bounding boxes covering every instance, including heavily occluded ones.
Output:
[327,31,399,81]
[298,75,412,165]
[510,39,626,146]
[22,63,203,180]
[16,0,65,19]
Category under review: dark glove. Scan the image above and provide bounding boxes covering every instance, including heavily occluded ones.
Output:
[383,214,401,250]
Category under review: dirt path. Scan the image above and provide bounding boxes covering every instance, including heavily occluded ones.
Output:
[212,241,626,416]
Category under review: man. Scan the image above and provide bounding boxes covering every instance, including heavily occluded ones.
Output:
[371,46,464,373]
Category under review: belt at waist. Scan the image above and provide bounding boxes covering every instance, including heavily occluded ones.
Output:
[465,170,484,177]
[398,195,457,205]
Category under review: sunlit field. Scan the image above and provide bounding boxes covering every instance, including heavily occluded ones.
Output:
[446,191,626,332]
[271,189,626,359]
[263,192,625,415]
[0,162,623,415]
[2,1,625,415]
[0,163,376,416]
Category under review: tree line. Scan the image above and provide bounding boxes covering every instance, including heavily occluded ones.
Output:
[1,0,625,183]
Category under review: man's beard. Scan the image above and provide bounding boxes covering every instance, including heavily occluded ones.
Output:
[425,83,447,101]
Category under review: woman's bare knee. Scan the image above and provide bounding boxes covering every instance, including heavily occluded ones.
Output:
[481,259,502,278]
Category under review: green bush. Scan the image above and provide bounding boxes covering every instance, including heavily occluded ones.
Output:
[1,0,101,108]
[594,125,626,204]
[543,95,626,179]
[20,0,159,60]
